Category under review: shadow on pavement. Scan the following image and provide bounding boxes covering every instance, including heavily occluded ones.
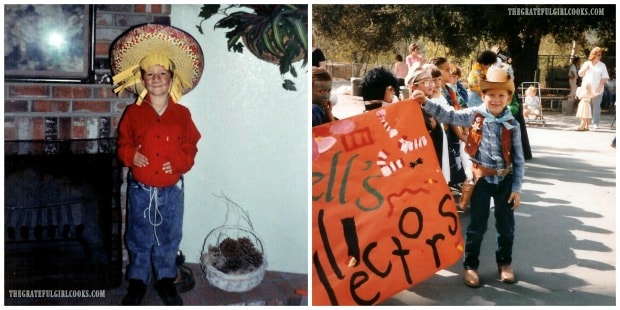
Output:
[381,133,615,306]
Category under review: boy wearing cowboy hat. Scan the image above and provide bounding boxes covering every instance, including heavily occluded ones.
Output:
[411,66,525,288]
[112,24,203,305]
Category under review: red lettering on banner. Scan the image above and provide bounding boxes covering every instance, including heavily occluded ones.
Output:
[341,126,374,152]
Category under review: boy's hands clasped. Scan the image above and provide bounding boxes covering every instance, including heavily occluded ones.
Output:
[162,162,174,174]
[133,145,149,167]
[134,144,174,174]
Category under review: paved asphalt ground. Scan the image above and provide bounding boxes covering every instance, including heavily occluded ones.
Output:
[329,80,617,307]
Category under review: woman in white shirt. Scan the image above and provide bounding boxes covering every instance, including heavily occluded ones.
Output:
[578,47,609,129]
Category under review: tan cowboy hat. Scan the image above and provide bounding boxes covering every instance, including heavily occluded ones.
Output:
[479,66,515,95]
[110,23,204,105]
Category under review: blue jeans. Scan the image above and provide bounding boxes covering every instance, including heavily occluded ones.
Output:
[591,93,604,126]
[447,129,466,186]
[463,176,515,270]
[125,174,184,283]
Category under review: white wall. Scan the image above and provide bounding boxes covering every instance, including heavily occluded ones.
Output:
[171,5,308,274]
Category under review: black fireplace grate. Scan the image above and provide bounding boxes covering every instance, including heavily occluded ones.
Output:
[4,139,122,291]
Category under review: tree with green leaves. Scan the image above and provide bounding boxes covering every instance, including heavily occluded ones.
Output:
[313,4,614,84]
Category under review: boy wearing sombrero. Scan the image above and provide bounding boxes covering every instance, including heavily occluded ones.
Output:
[412,66,525,288]
[111,24,203,305]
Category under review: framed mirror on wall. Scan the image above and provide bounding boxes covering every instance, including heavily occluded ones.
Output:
[4,4,95,83]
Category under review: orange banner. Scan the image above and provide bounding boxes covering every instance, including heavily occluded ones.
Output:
[312,100,464,305]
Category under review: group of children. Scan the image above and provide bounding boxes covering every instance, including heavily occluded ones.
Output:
[340,49,524,289]
[313,45,612,289]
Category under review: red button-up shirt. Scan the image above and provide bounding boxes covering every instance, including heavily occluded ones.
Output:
[117,96,201,187]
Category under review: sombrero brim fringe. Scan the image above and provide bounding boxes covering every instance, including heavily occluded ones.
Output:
[110,23,204,104]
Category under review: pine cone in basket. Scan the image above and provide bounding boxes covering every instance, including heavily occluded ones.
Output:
[244,251,264,268]
[224,257,243,273]
[219,238,240,258]
[237,237,254,250]
[213,237,264,273]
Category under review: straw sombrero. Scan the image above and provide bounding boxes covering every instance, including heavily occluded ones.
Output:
[110,23,204,104]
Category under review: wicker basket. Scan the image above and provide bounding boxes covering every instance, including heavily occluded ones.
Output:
[200,193,266,292]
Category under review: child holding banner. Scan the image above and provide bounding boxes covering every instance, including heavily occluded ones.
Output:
[411,66,525,288]
[405,67,450,182]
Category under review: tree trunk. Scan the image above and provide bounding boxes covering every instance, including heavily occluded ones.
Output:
[506,34,539,161]
[507,34,541,87]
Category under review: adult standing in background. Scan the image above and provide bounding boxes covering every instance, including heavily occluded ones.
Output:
[603,71,615,109]
[578,47,609,130]
[568,56,581,100]
[393,54,408,97]
[406,43,424,69]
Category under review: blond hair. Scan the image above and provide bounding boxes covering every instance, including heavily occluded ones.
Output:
[588,47,602,61]
[525,85,537,97]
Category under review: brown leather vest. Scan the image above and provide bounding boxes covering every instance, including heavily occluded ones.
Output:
[464,113,513,166]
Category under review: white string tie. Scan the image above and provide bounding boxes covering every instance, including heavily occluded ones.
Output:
[144,187,163,246]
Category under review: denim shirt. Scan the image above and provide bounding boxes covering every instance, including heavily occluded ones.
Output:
[312,104,328,127]
[422,99,525,192]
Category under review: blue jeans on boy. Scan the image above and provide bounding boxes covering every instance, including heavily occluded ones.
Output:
[125,173,184,284]
[463,175,515,270]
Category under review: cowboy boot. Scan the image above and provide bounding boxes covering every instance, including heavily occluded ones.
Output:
[155,278,183,305]
[498,265,516,283]
[122,279,146,305]
[459,180,475,211]
[464,269,480,288]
